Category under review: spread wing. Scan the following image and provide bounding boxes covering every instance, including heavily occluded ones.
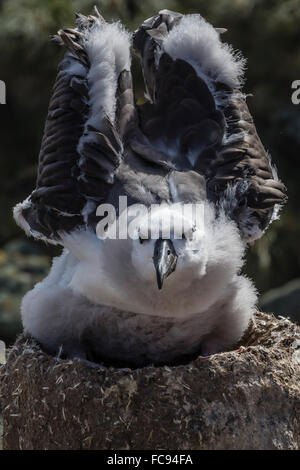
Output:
[132,9,287,241]
[14,8,287,245]
[14,9,133,244]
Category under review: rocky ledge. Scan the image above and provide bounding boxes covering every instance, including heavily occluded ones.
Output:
[0,311,299,450]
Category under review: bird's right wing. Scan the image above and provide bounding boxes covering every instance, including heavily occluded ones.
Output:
[132,10,287,241]
[14,9,134,244]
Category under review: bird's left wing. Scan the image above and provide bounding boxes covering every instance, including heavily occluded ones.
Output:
[132,10,287,241]
[14,9,134,244]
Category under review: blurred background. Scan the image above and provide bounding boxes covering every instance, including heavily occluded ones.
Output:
[0,0,300,349]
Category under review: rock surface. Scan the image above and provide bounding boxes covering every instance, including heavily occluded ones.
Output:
[0,312,299,450]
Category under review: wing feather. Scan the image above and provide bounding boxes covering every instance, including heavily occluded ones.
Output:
[14,9,287,244]
[14,11,131,243]
[133,10,287,241]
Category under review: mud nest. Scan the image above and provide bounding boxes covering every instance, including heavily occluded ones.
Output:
[0,311,299,450]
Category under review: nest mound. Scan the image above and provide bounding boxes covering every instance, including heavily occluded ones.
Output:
[1,312,299,450]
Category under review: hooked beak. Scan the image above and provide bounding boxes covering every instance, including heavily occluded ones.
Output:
[153,239,178,290]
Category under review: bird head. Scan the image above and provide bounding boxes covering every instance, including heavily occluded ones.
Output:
[130,203,207,290]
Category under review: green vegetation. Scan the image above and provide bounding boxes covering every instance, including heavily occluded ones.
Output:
[0,0,299,345]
